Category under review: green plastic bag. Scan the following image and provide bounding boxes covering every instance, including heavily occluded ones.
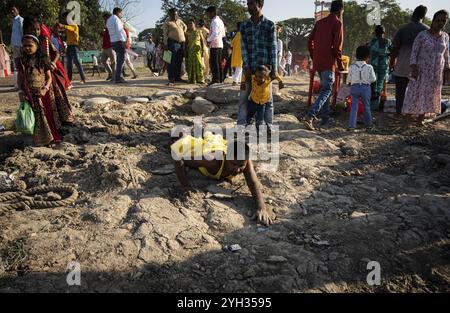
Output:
[163,50,172,64]
[16,101,35,135]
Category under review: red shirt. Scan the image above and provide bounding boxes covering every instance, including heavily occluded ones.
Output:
[308,14,344,72]
[102,28,112,49]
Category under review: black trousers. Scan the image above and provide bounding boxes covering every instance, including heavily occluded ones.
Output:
[210,48,223,83]
[395,75,409,114]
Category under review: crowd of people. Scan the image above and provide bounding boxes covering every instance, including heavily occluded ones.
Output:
[5,1,450,224]
[304,2,449,131]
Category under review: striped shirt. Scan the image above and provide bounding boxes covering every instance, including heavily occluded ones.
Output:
[240,16,277,73]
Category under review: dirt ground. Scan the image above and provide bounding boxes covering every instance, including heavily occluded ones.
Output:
[0,68,449,293]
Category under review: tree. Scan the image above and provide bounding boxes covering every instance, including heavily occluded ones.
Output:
[278,18,314,54]
[100,0,142,23]
[159,0,247,31]
[138,28,159,41]
[342,0,411,59]
[0,0,105,50]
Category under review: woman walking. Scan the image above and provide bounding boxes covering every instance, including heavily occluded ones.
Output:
[402,10,450,126]
[185,19,206,84]
[231,22,243,85]
[369,25,392,110]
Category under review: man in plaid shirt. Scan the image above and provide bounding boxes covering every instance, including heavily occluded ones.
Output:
[237,0,278,131]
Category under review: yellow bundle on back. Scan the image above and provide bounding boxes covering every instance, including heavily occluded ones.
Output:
[171,132,228,160]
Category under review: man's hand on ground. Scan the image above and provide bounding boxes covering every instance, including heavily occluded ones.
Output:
[252,207,276,226]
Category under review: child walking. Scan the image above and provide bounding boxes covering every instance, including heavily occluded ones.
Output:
[92,54,100,77]
[348,45,377,130]
[17,35,62,146]
[244,65,284,134]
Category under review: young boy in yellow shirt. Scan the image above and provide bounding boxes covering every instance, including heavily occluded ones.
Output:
[242,65,284,133]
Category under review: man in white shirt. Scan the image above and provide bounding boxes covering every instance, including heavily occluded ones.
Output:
[276,25,283,76]
[145,37,156,73]
[206,6,226,84]
[348,45,377,130]
[285,49,293,76]
[10,6,23,88]
[107,7,128,84]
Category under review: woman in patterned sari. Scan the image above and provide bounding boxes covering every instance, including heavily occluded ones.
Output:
[185,19,206,84]
[17,35,61,146]
[24,16,74,126]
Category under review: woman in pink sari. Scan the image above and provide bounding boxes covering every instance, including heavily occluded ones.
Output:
[402,10,450,126]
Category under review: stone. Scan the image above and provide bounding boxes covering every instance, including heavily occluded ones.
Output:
[191,97,216,114]
[126,97,150,104]
[350,211,367,219]
[205,84,240,104]
[82,97,111,106]
[153,91,181,98]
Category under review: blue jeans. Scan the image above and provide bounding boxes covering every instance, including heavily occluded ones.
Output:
[66,45,86,82]
[348,84,372,129]
[168,39,184,82]
[247,100,266,133]
[307,70,335,122]
[112,41,126,82]
[237,81,273,129]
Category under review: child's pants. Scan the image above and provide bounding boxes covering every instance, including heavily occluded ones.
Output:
[247,100,267,133]
[349,83,372,129]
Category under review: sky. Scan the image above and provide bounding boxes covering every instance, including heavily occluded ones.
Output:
[130,0,449,32]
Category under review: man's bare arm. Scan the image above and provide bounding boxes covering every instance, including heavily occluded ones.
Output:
[243,161,276,225]
[174,160,192,193]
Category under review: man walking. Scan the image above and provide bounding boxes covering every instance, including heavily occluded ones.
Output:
[304,0,345,131]
[390,5,429,114]
[286,49,293,76]
[60,12,86,84]
[276,24,283,76]
[101,13,116,81]
[162,8,187,86]
[10,6,23,72]
[107,7,128,84]
[206,6,226,84]
[237,0,278,132]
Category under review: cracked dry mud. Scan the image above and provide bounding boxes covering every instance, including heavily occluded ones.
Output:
[0,74,449,293]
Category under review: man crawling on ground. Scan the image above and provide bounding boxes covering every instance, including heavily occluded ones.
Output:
[172,132,276,226]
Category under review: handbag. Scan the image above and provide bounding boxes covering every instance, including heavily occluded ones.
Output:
[163,50,172,64]
[16,101,35,135]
